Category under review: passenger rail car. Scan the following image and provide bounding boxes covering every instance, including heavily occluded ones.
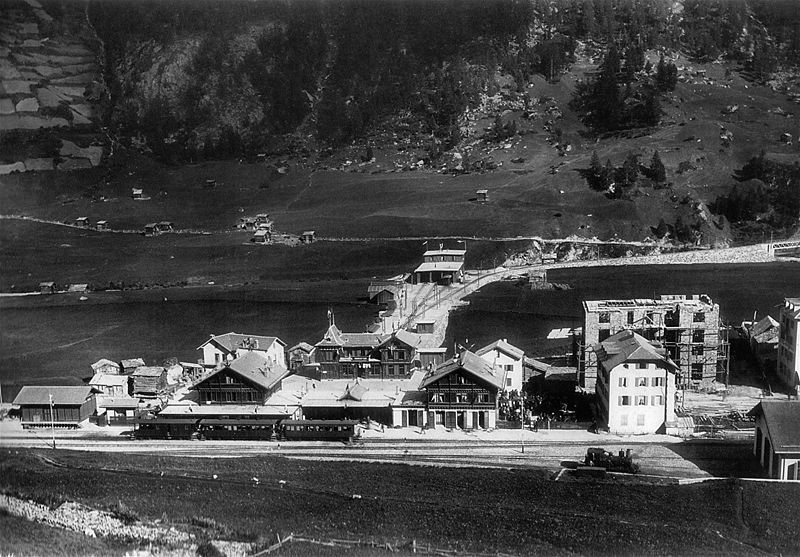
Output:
[132,417,359,442]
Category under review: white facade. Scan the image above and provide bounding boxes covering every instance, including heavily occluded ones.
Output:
[479,347,523,393]
[778,298,800,388]
[199,334,286,369]
[597,361,676,435]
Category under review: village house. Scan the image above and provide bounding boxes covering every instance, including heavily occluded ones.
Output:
[192,351,290,404]
[156,221,174,233]
[379,329,425,378]
[131,366,168,397]
[180,362,205,382]
[594,330,678,435]
[300,230,315,244]
[746,315,781,374]
[132,188,145,200]
[476,339,525,393]
[287,342,316,371]
[367,279,405,308]
[143,223,159,236]
[89,373,129,397]
[777,298,800,390]
[476,189,488,202]
[581,295,725,390]
[75,216,89,227]
[97,398,140,426]
[420,350,506,430]
[120,358,146,375]
[197,333,287,369]
[252,229,270,244]
[749,400,800,480]
[239,217,258,231]
[96,220,109,231]
[411,247,466,285]
[13,386,98,428]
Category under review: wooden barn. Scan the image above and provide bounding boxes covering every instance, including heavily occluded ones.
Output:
[39,281,55,294]
[120,358,145,375]
[131,366,168,397]
[300,230,316,244]
[13,386,98,427]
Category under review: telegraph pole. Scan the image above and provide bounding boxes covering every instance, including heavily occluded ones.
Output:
[49,392,56,450]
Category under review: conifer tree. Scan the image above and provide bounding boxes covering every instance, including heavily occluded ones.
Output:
[588,150,604,190]
[649,150,666,183]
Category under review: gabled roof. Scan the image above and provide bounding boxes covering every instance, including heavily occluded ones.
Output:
[392,329,426,349]
[476,339,524,360]
[194,351,289,392]
[315,324,387,348]
[120,358,145,369]
[197,332,285,353]
[289,342,315,354]
[594,330,678,373]
[315,324,345,347]
[338,382,369,401]
[132,366,166,377]
[751,315,779,338]
[414,261,464,274]
[89,373,129,387]
[13,386,97,406]
[748,401,800,454]
[91,358,120,372]
[421,350,506,390]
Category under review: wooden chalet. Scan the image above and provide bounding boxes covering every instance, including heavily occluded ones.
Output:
[39,281,55,294]
[314,323,387,379]
[420,350,506,429]
[368,280,404,306]
[379,329,425,378]
[96,220,109,231]
[75,216,89,227]
[252,229,270,244]
[288,342,316,371]
[91,358,122,375]
[156,221,174,233]
[476,189,488,202]
[300,230,315,244]
[13,386,97,427]
[89,373,129,397]
[144,223,159,236]
[132,188,145,200]
[131,366,168,397]
[192,351,290,404]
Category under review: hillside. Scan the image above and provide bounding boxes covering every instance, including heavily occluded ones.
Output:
[1,0,799,248]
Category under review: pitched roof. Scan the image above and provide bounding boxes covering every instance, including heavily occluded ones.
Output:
[289,342,315,353]
[421,350,506,390]
[194,351,289,392]
[13,386,96,406]
[748,401,800,454]
[120,358,145,369]
[476,339,524,360]
[393,329,427,349]
[594,330,678,373]
[414,261,464,274]
[751,315,779,338]
[91,358,120,372]
[315,324,345,347]
[89,373,129,387]
[338,382,369,401]
[315,324,387,348]
[197,332,285,352]
[132,366,166,377]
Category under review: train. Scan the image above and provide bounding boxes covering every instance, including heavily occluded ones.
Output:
[132,416,360,442]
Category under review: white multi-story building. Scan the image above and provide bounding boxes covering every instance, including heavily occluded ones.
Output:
[778,298,800,389]
[476,339,524,393]
[595,330,678,435]
[197,333,286,370]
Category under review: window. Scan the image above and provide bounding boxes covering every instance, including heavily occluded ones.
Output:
[636,395,648,406]
[636,362,648,369]
[691,345,704,356]
[692,330,705,344]
[397,350,405,360]
[636,377,648,387]
[619,395,631,406]
[599,329,611,342]
[652,395,664,406]
[645,311,655,324]
[506,378,513,387]
[478,393,490,403]
[599,312,610,323]
[637,414,646,426]
[620,415,628,426]
[618,377,628,388]
[505,364,514,372]
[388,365,396,375]
[627,311,635,325]
[652,377,665,387]
[691,363,704,381]
[693,312,705,323]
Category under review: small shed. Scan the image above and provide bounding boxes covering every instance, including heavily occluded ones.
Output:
[75,217,90,227]
[240,217,258,231]
[204,179,217,189]
[132,188,145,200]
[257,221,273,232]
[13,386,97,427]
[144,223,159,236]
[416,320,435,335]
[131,366,168,397]
[67,283,88,293]
[91,358,121,375]
[39,281,56,295]
[256,213,270,224]
[252,229,270,244]
[156,221,173,233]
[476,189,488,202]
[300,230,316,244]
[96,220,109,231]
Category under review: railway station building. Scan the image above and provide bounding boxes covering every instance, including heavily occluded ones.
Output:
[410,248,466,285]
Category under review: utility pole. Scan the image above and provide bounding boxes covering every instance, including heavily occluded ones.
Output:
[49,392,56,450]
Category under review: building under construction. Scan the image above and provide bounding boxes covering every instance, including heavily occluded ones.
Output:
[581,295,729,391]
